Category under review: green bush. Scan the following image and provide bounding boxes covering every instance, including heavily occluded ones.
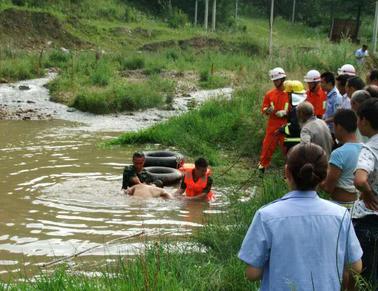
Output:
[199,70,229,89]
[119,56,145,70]
[113,77,173,111]
[73,92,110,114]
[90,59,113,86]
[46,49,70,68]
[144,63,165,75]
[123,6,141,22]
[167,8,188,29]
[199,70,210,82]
[71,75,174,113]
[0,57,39,80]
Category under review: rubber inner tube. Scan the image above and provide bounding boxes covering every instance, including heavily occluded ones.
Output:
[143,151,184,168]
[145,166,183,186]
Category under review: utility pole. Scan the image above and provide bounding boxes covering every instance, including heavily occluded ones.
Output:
[269,0,274,56]
[204,0,209,30]
[356,2,362,41]
[291,0,296,23]
[373,1,378,53]
[194,0,198,26]
[235,0,239,21]
[212,0,217,31]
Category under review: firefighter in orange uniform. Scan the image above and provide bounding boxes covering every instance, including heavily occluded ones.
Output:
[258,67,289,174]
[304,70,327,118]
[176,158,213,201]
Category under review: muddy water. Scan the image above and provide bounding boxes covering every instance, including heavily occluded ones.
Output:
[0,120,221,277]
[0,76,229,278]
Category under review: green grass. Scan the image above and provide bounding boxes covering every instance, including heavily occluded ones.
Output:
[108,32,367,166]
[109,86,265,165]
[0,48,43,81]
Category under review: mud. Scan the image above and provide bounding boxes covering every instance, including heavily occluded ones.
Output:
[140,36,261,56]
[0,8,85,49]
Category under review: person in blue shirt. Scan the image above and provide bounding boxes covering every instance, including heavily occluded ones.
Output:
[320,109,362,210]
[320,71,342,134]
[238,143,362,291]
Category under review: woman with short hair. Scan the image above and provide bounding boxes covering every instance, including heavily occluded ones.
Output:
[239,143,362,290]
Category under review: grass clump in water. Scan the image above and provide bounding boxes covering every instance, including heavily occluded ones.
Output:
[72,76,175,114]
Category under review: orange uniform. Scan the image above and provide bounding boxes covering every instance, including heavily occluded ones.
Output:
[259,88,289,168]
[183,169,214,201]
[306,86,327,118]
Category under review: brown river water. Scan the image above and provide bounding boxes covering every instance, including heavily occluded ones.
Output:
[0,76,230,279]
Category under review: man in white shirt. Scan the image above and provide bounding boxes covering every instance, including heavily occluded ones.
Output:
[353,98,378,285]
[355,44,369,64]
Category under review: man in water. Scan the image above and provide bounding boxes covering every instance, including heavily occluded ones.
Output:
[175,158,214,201]
[121,152,162,191]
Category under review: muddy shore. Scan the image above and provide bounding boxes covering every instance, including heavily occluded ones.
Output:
[0,73,233,132]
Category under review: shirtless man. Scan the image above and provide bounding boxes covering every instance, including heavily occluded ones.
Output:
[125,183,173,199]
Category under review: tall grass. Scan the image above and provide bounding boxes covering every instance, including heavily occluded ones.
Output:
[110,85,265,165]
[0,48,43,81]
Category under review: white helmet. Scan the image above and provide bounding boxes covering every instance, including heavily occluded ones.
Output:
[304,70,321,83]
[269,67,286,81]
[337,64,356,76]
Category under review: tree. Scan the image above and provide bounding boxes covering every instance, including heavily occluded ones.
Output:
[204,0,209,30]
[212,0,217,31]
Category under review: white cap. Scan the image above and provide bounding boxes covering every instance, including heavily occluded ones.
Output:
[292,93,307,106]
[337,64,356,76]
[304,70,321,83]
[269,67,286,81]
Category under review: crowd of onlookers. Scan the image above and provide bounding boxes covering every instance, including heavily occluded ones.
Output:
[240,64,378,290]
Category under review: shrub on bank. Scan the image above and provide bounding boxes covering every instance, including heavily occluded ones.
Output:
[199,70,230,89]
[72,76,175,114]
[0,55,41,81]
[46,49,71,69]
[90,60,114,86]
[119,56,145,71]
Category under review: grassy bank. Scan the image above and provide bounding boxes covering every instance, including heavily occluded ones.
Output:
[109,37,369,168]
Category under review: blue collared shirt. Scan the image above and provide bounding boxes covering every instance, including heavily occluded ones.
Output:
[324,87,342,132]
[238,191,362,291]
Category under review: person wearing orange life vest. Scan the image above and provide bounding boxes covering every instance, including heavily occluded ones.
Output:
[258,67,289,174]
[304,70,327,118]
[175,158,214,201]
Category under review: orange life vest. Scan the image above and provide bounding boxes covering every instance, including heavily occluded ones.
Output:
[183,169,214,201]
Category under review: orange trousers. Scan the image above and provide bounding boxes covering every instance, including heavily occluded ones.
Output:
[259,126,284,168]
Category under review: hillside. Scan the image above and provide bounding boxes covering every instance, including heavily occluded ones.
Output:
[0,0,372,116]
